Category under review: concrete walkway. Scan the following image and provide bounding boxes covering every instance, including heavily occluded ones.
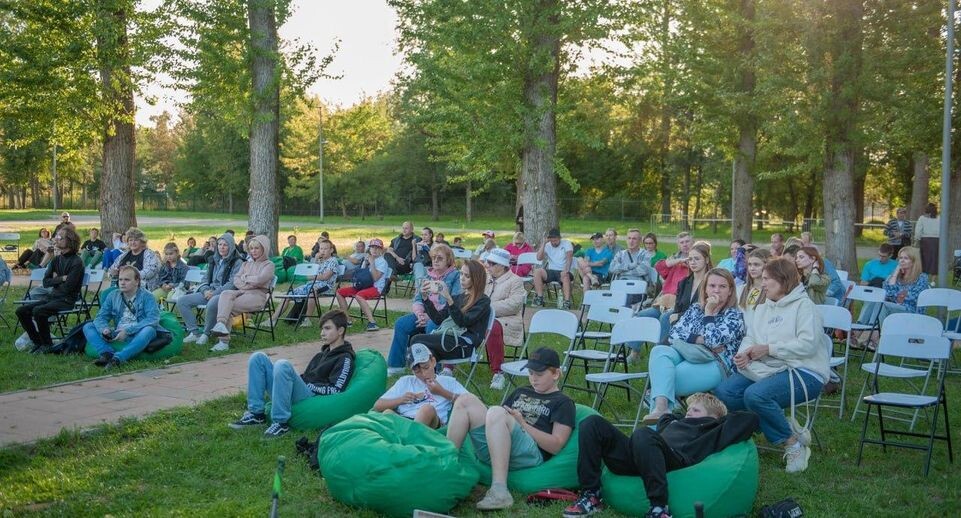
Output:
[0,329,395,447]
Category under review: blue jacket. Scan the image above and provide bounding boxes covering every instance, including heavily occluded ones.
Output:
[822,259,846,299]
[95,288,166,336]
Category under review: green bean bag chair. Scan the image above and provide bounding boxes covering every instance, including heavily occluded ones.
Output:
[463,403,598,493]
[84,311,186,360]
[266,348,386,430]
[318,412,479,517]
[601,439,759,518]
[269,256,288,284]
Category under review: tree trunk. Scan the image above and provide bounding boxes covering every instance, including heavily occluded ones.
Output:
[732,0,756,243]
[247,0,280,255]
[821,0,863,275]
[908,151,929,220]
[520,0,561,242]
[692,161,704,220]
[97,1,137,239]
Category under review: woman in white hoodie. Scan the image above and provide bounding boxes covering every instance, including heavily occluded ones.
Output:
[715,257,829,474]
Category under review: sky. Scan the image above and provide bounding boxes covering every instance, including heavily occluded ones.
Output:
[135,0,402,126]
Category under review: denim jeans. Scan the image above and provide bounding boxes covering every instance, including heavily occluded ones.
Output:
[714,370,823,445]
[83,322,158,362]
[628,308,672,351]
[387,312,439,368]
[246,351,315,423]
[648,345,724,408]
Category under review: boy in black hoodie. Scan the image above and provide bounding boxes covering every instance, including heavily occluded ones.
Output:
[564,393,758,518]
[228,309,355,438]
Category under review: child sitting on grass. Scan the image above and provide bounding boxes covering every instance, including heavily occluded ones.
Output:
[228,309,355,438]
[373,343,466,429]
[445,347,575,511]
[564,392,758,518]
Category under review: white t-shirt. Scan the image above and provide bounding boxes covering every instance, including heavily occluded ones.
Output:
[543,240,573,271]
[371,255,391,292]
[381,375,467,425]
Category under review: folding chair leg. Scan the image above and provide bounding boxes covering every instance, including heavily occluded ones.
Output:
[857,404,871,466]
[943,394,954,463]
[923,403,941,476]
[877,405,888,453]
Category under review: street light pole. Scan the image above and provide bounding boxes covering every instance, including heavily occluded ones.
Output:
[318,107,325,223]
[938,0,955,288]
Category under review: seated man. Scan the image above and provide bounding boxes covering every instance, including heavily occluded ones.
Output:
[281,234,304,264]
[607,228,656,305]
[861,243,897,287]
[228,309,355,438]
[446,347,575,511]
[84,266,167,369]
[576,232,614,290]
[79,228,107,268]
[374,343,466,429]
[564,393,758,518]
[531,228,574,309]
[384,220,420,276]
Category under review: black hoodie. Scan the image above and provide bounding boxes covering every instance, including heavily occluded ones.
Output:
[655,410,759,465]
[300,341,356,395]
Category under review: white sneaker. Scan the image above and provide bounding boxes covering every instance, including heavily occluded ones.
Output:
[211,322,230,336]
[299,318,312,328]
[784,443,811,473]
[183,333,200,344]
[14,332,33,351]
[387,367,405,376]
[195,334,209,346]
[209,340,230,352]
[476,485,514,510]
[489,373,506,390]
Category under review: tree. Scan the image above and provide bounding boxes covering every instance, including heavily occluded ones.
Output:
[247,0,280,254]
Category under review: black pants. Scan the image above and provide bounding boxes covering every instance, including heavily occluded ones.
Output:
[410,333,473,361]
[16,299,75,346]
[576,415,687,507]
[16,249,43,267]
[384,254,413,275]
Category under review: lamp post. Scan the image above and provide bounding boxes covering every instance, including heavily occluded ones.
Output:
[318,108,326,223]
[938,0,955,288]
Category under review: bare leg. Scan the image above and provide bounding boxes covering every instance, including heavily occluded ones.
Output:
[561,272,572,300]
[533,269,546,296]
[415,405,440,429]
[357,297,374,323]
[446,393,488,449]
[484,406,515,485]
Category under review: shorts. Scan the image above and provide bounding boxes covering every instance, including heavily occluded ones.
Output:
[545,269,573,284]
[337,286,381,300]
[469,422,544,470]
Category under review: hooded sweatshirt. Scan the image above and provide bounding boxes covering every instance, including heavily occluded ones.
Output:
[231,235,274,296]
[201,233,243,294]
[738,284,830,383]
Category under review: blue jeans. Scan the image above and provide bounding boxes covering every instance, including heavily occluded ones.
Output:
[387,312,439,368]
[648,345,724,408]
[246,351,315,424]
[714,370,823,445]
[628,308,672,351]
[83,322,157,362]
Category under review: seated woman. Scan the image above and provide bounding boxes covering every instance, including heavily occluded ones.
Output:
[445,347,575,511]
[153,242,189,303]
[642,268,746,423]
[409,259,492,367]
[855,246,930,349]
[267,238,339,327]
[643,232,667,266]
[183,236,200,259]
[179,233,244,346]
[715,257,828,474]
[14,228,53,269]
[630,242,713,362]
[79,228,107,268]
[187,236,217,267]
[85,265,167,368]
[795,246,828,304]
[738,248,771,325]
[482,249,527,390]
[109,228,161,291]
[374,343,467,429]
[504,231,534,277]
[576,232,613,290]
[281,234,305,264]
[15,228,84,352]
[386,244,461,375]
[412,226,435,284]
[208,235,274,352]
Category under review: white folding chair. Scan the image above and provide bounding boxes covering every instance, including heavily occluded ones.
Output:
[453,248,473,261]
[856,332,953,476]
[836,270,849,283]
[610,278,647,308]
[274,262,321,325]
[917,288,961,373]
[845,285,886,351]
[560,304,634,394]
[852,313,945,428]
[516,252,541,299]
[499,309,579,402]
[241,276,278,343]
[0,280,10,328]
[444,310,497,402]
[585,317,660,430]
[817,304,853,418]
[179,268,209,324]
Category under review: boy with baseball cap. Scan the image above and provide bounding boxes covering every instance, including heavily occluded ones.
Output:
[374,343,467,429]
[445,347,576,511]
[335,238,391,331]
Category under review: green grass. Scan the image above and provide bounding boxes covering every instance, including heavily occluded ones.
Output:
[1,320,959,516]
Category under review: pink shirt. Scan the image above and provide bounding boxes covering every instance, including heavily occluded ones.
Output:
[655,258,690,296]
[505,242,534,277]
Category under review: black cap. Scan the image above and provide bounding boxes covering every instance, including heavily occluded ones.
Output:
[547,228,561,238]
[524,347,560,372]
[590,232,603,240]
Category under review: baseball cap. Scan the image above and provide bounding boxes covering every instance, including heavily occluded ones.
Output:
[485,248,511,267]
[547,228,561,238]
[368,238,384,248]
[524,347,560,372]
[482,230,495,238]
[590,232,603,240]
[410,343,432,367]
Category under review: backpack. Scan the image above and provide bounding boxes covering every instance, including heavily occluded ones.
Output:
[352,268,374,290]
[761,498,804,518]
[43,320,90,355]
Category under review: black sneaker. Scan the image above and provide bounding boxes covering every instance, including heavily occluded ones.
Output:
[93,352,115,367]
[263,422,290,438]
[563,490,603,517]
[562,299,573,310]
[532,295,545,307]
[645,505,672,518]
[228,411,267,429]
[103,357,123,370]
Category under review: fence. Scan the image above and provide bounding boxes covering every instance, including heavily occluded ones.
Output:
[648,214,827,242]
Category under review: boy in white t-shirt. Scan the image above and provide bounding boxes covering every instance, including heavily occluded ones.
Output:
[532,227,574,309]
[374,343,467,429]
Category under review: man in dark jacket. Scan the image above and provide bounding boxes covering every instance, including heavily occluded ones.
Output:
[228,309,356,438]
[16,227,85,353]
[564,392,759,518]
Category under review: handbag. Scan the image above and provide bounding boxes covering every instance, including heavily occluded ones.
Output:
[671,339,731,379]
[432,316,467,352]
[760,497,804,518]
[352,268,374,290]
[166,285,187,303]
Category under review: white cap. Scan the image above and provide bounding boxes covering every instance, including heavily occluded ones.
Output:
[410,343,432,367]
